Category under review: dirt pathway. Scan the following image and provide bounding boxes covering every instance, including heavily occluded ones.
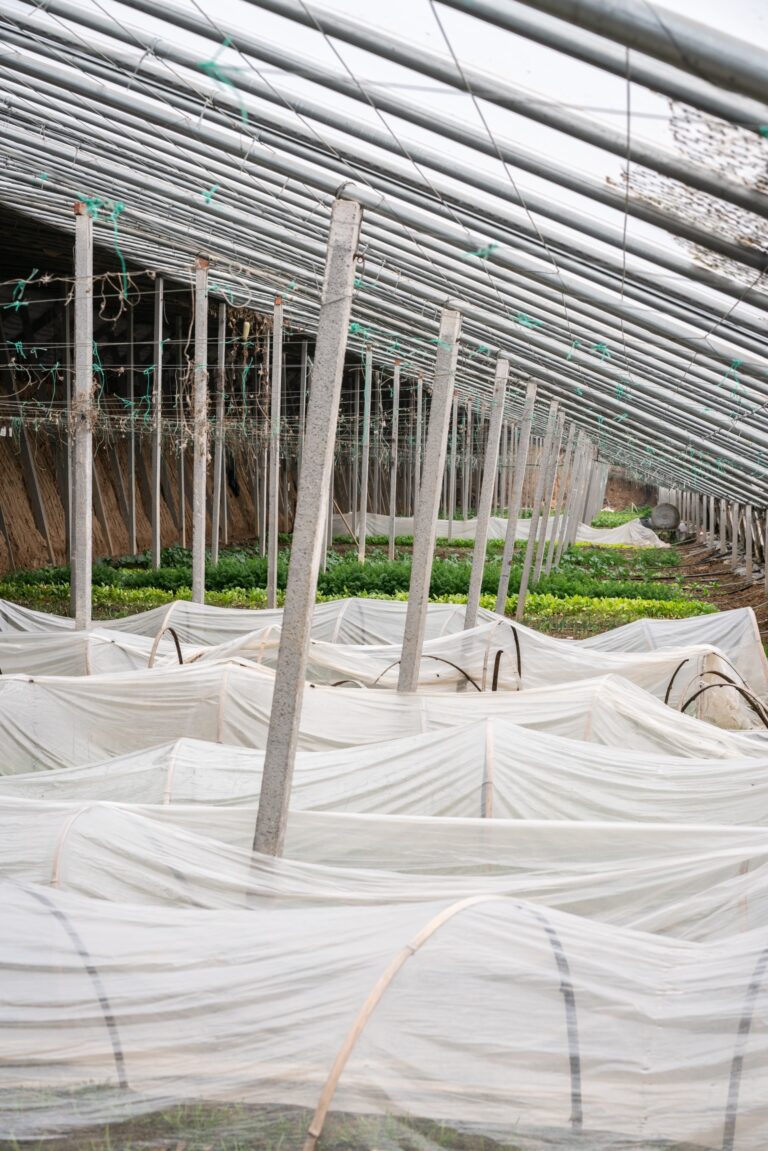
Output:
[676,539,768,641]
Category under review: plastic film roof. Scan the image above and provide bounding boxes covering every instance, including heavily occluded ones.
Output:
[1,0,768,499]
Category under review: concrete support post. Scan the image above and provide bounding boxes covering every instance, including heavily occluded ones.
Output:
[259,335,270,558]
[495,380,537,613]
[64,301,74,571]
[573,445,597,544]
[731,501,740,570]
[150,276,163,569]
[414,371,423,514]
[72,203,93,631]
[465,356,508,629]
[324,452,334,569]
[516,400,559,620]
[545,421,575,575]
[718,498,726,553]
[708,494,715,548]
[558,434,587,560]
[505,423,515,512]
[494,420,505,514]
[358,347,372,561]
[397,306,462,693]
[267,295,283,608]
[175,316,186,548]
[352,364,360,535]
[388,360,400,561]
[191,257,209,604]
[127,308,137,555]
[298,338,308,473]
[746,503,753,580]
[254,196,362,857]
[533,416,563,583]
[462,398,472,521]
[211,301,227,567]
[447,393,459,541]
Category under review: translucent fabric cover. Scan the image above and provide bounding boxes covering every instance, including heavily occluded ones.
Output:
[0,665,766,774]
[2,798,768,943]
[579,607,768,694]
[1,879,765,1148]
[5,723,768,826]
[333,512,668,546]
[193,622,763,723]
[0,628,189,676]
[0,598,761,697]
[0,596,499,645]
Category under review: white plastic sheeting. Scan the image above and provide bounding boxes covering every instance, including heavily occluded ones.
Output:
[0,627,188,676]
[0,609,763,732]
[1,665,765,774]
[195,621,762,724]
[2,879,766,1147]
[0,595,498,644]
[579,606,768,695]
[333,512,668,546]
[1,596,763,692]
[5,724,768,825]
[2,799,768,939]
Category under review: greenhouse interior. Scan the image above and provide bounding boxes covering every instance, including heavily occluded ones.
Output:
[2,0,768,1148]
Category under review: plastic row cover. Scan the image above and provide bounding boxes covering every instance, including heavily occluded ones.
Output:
[333,512,668,547]
[197,624,762,723]
[0,665,765,773]
[4,724,768,825]
[1,598,763,696]
[2,797,768,940]
[1,879,764,1149]
[0,596,494,644]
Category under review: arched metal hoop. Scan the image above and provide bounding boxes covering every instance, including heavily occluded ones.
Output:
[681,681,768,729]
[722,944,768,1151]
[147,626,185,668]
[371,655,482,691]
[25,886,128,1089]
[489,621,523,691]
